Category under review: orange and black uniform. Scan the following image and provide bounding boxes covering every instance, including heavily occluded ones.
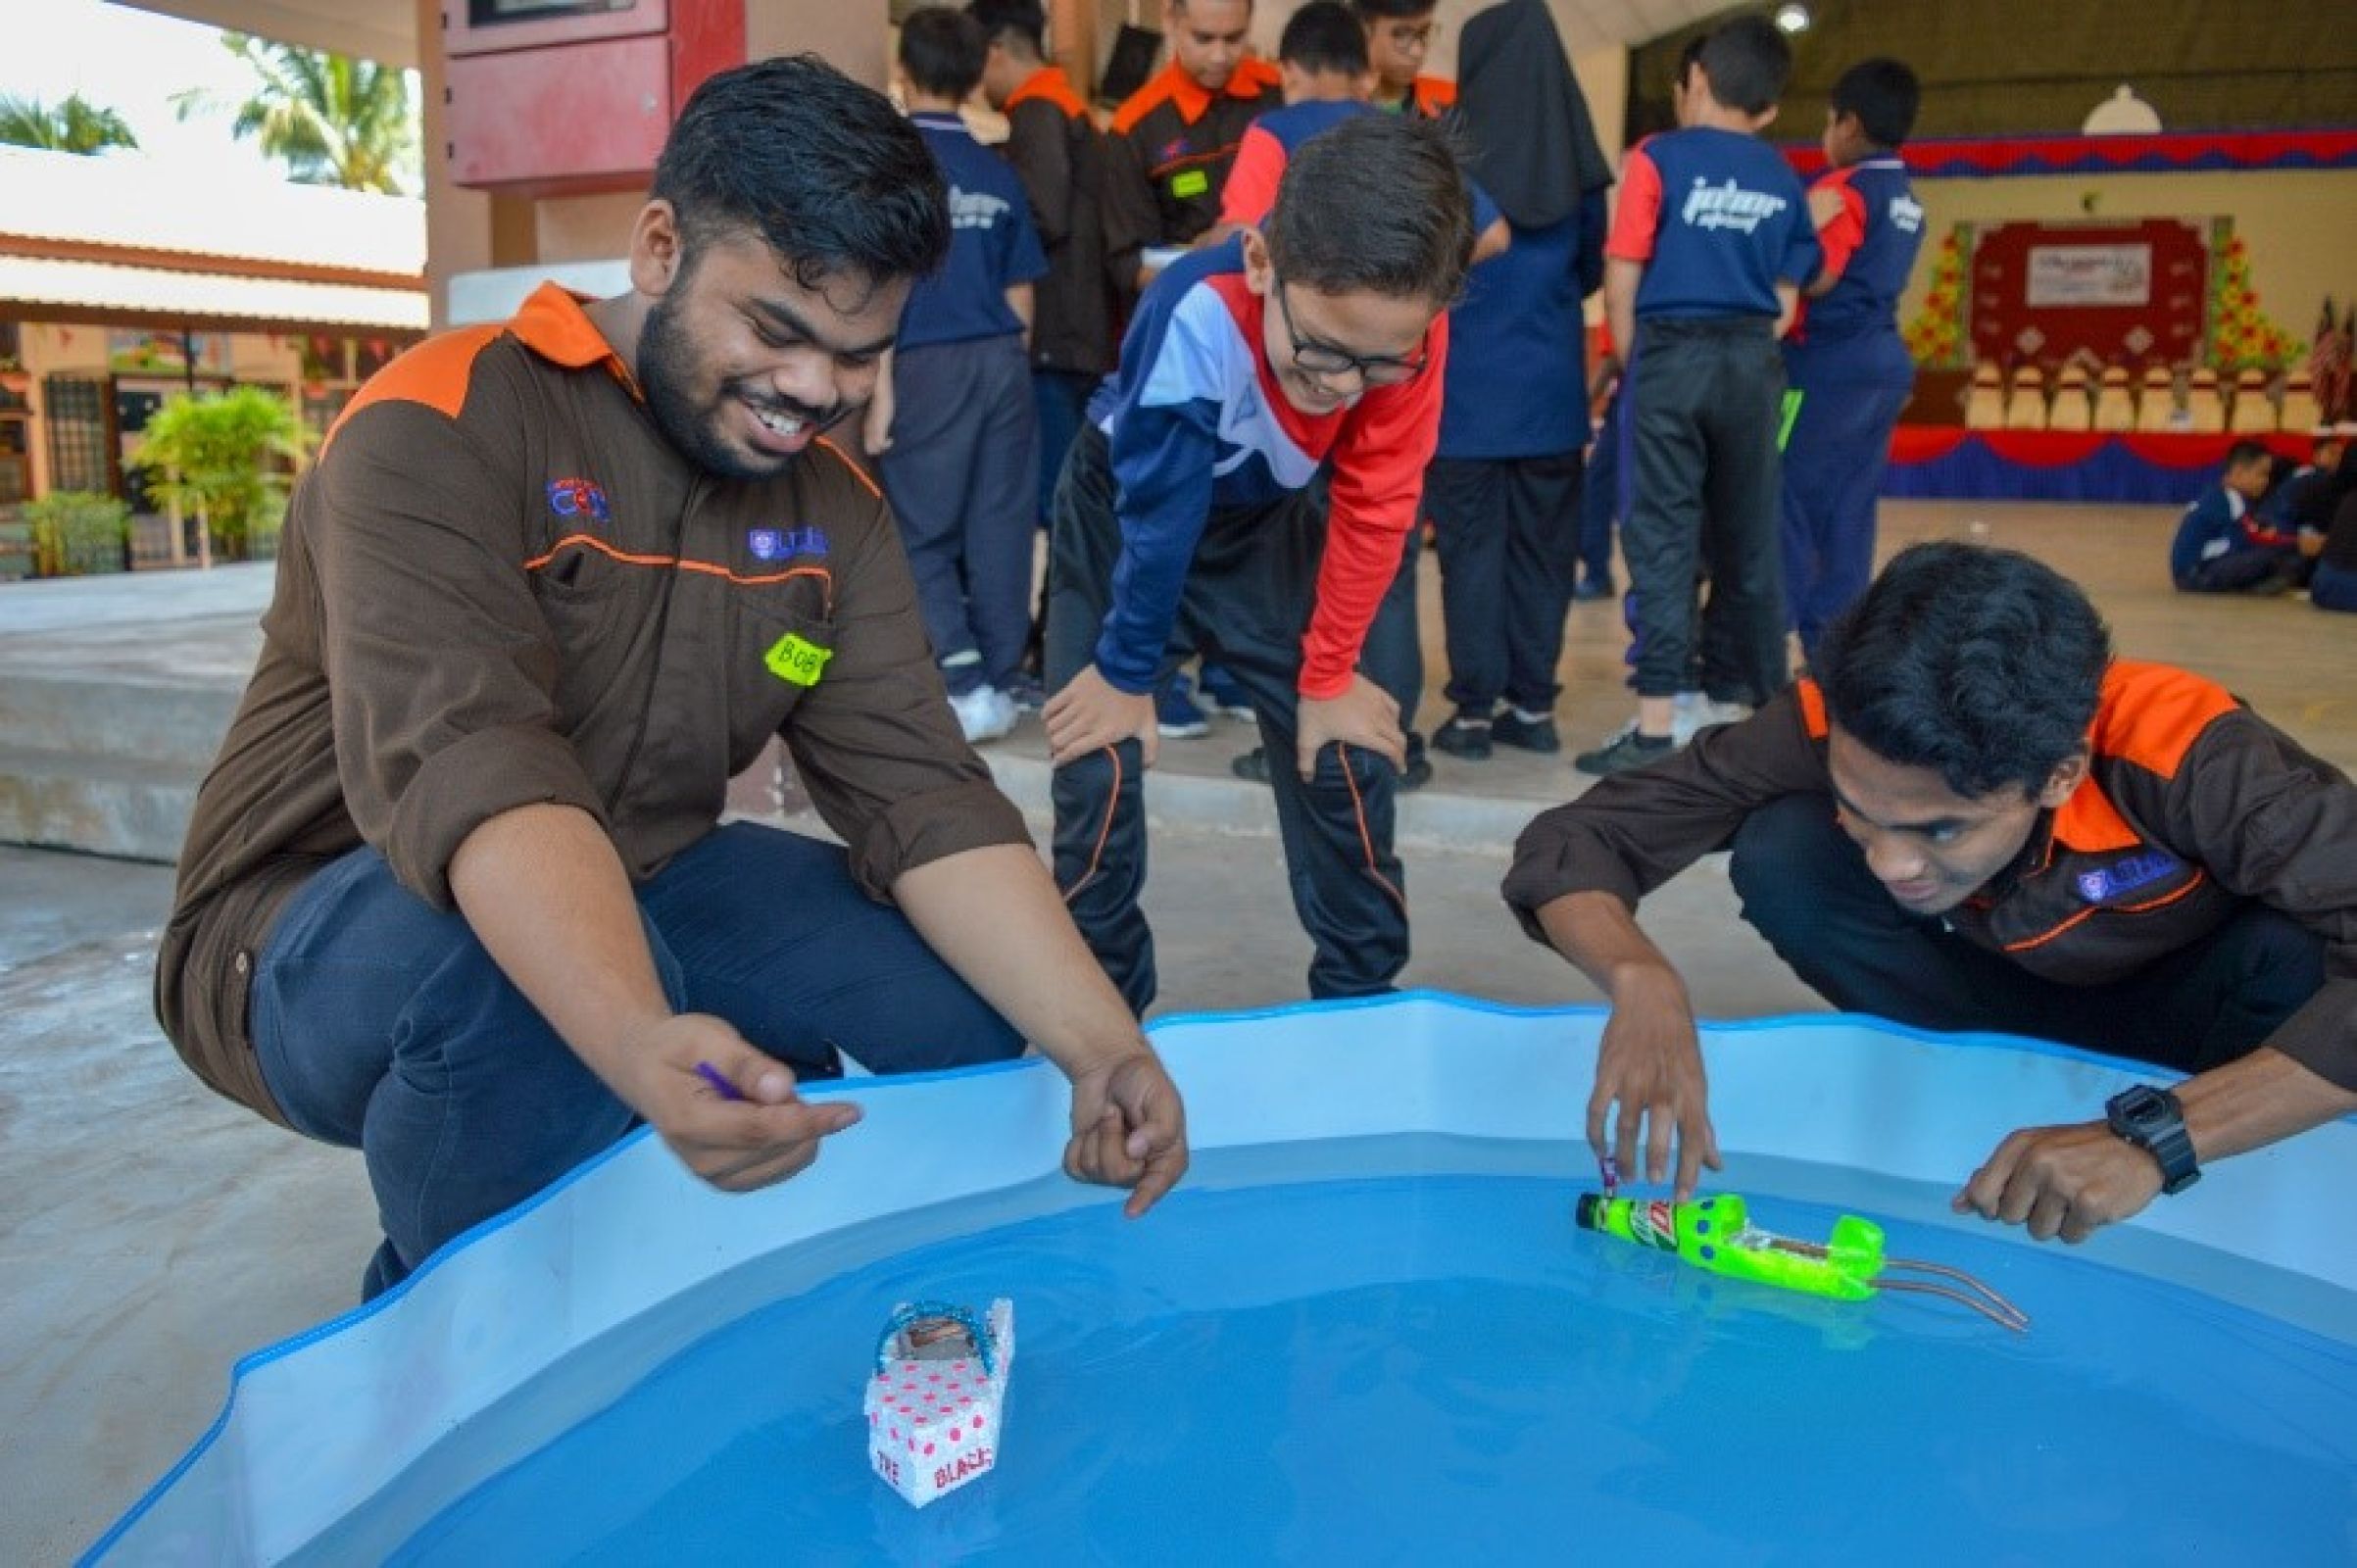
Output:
[1101,56,1282,298]
[1001,65,1115,378]
[1504,662,2357,1089]
[159,284,1029,1124]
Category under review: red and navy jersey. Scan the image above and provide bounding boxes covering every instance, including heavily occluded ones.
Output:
[1605,127,1820,320]
[899,114,1048,351]
[1083,237,1448,699]
[1219,98,1500,234]
[1797,157,1925,342]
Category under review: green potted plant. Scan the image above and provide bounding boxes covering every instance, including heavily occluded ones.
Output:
[127,384,310,564]
[24,489,132,576]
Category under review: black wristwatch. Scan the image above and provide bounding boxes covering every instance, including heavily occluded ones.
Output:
[2105,1085,2201,1195]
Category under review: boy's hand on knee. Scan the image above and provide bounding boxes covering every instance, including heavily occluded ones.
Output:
[1296,675,1404,779]
[623,1014,862,1193]
[1045,664,1158,768]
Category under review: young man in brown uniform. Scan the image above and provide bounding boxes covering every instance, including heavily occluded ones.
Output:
[1504,543,2357,1245]
[1101,0,1283,304]
[155,58,1187,1298]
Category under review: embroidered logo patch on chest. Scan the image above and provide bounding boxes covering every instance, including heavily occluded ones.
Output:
[750,525,828,563]
[2076,850,2185,905]
[546,477,611,524]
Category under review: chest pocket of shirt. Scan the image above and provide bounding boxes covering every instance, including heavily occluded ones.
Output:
[732,591,837,763]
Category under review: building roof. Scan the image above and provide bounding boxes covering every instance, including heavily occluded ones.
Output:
[0,255,427,333]
[0,146,425,336]
[0,146,424,276]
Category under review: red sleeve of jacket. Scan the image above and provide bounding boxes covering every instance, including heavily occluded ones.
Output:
[1604,144,1663,264]
[1299,314,1450,698]
[1812,168,1869,286]
[1218,123,1286,228]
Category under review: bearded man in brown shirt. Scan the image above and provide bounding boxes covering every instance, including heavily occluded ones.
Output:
[157,57,1186,1298]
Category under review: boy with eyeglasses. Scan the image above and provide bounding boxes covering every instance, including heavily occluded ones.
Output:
[1350,0,1454,118]
[1041,113,1474,1013]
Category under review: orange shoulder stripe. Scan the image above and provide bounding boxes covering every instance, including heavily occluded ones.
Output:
[813,436,882,500]
[1111,67,1190,136]
[1007,67,1087,120]
[1794,678,1830,741]
[2087,661,2240,782]
[320,325,502,455]
[2050,776,2143,853]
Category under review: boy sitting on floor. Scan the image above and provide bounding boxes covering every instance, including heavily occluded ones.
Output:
[2169,439,2306,595]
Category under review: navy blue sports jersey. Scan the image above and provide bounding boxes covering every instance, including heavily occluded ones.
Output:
[899,114,1049,352]
[1800,156,1925,342]
[1438,205,1605,461]
[1605,126,1819,319]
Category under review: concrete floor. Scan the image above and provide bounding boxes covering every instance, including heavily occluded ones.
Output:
[4,499,2354,1560]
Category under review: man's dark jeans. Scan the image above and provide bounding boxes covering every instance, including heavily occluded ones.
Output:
[251,821,1023,1298]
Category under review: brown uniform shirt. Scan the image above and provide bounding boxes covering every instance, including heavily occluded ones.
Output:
[1103,58,1283,299]
[1504,663,2357,1090]
[158,285,1030,1121]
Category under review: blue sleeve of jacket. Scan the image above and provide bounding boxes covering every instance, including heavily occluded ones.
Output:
[2169,489,2229,581]
[1096,394,1217,693]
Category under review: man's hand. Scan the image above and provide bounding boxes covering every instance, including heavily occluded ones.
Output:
[1296,673,1404,779]
[1589,965,1722,1200]
[1044,663,1158,767]
[1063,1049,1190,1217]
[618,1013,862,1192]
[1951,1121,2164,1243]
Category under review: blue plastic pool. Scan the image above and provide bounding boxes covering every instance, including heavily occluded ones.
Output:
[86,997,2357,1563]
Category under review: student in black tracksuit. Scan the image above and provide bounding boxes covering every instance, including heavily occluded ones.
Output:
[1043,116,1473,1014]
[1578,17,1820,776]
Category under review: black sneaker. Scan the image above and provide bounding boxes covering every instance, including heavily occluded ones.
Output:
[1399,751,1433,793]
[1433,714,1493,760]
[1573,572,1616,602]
[1492,709,1560,754]
[1231,746,1271,784]
[1574,724,1676,777]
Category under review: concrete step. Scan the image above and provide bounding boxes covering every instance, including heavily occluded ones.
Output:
[0,673,238,771]
[0,745,201,863]
[978,750,1546,854]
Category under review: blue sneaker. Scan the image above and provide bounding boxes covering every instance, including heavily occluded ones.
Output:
[1196,662,1257,721]
[1155,674,1210,738]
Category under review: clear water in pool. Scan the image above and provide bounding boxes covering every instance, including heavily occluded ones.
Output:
[373,1142,2357,1565]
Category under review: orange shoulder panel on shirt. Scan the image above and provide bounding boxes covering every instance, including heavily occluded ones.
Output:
[1413,76,1457,115]
[1232,56,1284,96]
[320,325,502,454]
[2087,661,2241,781]
[1794,678,1830,740]
[2051,775,2145,854]
[1007,66,1087,120]
[1111,65,1192,136]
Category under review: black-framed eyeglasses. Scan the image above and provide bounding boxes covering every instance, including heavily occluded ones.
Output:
[1271,279,1429,388]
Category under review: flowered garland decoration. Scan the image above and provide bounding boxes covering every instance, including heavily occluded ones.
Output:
[1903,223,1971,368]
[2206,220,2303,373]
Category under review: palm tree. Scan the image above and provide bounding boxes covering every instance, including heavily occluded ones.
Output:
[175,33,418,195]
[0,92,140,155]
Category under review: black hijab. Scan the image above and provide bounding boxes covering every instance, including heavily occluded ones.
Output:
[1453,0,1614,230]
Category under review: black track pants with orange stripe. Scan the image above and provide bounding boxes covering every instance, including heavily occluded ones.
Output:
[1045,426,1410,1014]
